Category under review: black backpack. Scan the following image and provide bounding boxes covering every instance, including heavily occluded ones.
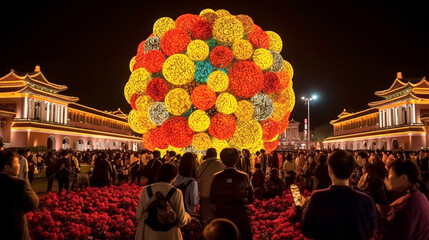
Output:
[144,185,178,231]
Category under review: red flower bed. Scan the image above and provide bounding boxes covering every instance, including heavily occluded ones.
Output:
[28,184,310,239]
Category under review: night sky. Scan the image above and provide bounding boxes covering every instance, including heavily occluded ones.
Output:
[1,0,428,130]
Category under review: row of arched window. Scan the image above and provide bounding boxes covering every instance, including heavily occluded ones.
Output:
[68,110,128,130]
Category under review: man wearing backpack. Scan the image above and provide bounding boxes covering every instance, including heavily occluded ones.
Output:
[197,148,224,223]
[135,163,191,240]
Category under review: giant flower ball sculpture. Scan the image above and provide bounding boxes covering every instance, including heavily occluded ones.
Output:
[125,9,295,154]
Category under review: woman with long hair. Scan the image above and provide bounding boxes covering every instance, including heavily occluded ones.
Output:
[173,152,199,214]
[377,159,429,239]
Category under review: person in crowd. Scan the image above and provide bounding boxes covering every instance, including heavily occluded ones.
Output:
[70,151,81,190]
[283,152,296,189]
[359,158,389,205]
[142,150,162,185]
[303,154,316,191]
[295,151,307,189]
[45,151,56,192]
[27,154,37,184]
[56,150,71,193]
[377,159,429,239]
[0,151,39,240]
[135,163,191,240]
[251,163,265,199]
[259,149,267,173]
[92,152,113,188]
[197,148,224,222]
[131,152,142,185]
[302,150,377,240]
[210,148,255,240]
[173,152,199,214]
[350,151,368,187]
[36,153,44,173]
[202,218,241,240]
[314,153,331,189]
[17,149,29,180]
[265,168,286,198]
[270,150,281,170]
[238,149,251,176]
[420,149,429,184]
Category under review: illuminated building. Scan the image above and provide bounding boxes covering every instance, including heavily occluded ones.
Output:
[324,72,429,151]
[277,119,306,150]
[0,66,142,151]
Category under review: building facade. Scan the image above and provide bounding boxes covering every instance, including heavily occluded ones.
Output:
[324,73,429,151]
[0,66,143,151]
[277,119,306,150]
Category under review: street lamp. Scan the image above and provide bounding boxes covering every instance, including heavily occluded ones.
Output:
[302,95,317,150]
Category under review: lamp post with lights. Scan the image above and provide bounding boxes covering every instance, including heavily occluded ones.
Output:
[302,95,317,150]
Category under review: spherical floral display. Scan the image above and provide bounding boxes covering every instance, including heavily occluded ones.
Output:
[164,88,192,116]
[143,50,165,73]
[148,102,170,125]
[253,48,273,70]
[207,70,229,92]
[160,28,192,56]
[191,85,216,110]
[210,45,234,68]
[232,39,253,60]
[162,116,195,148]
[153,17,175,37]
[125,9,295,153]
[162,54,195,85]
[192,132,212,151]
[250,93,274,121]
[188,110,210,132]
[144,36,161,52]
[266,31,283,53]
[216,92,237,114]
[146,78,169,101]
[213,16,244,45]
[228,61,264,98]
[208,113,236,140]
[143,133,155,151]
[234,100,254,121]
[187,40,210,61]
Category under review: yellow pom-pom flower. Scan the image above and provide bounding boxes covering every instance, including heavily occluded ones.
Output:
[213,16,244,45]
[162,54,196,85]
[266,31,283,53]
[207,70,229,92]
[164,88,192,115]
[270,102,287,121]
[192,133,212,151]
[187,40,210,61]
[232,39,253,60]
[282,60,294,80]
[135,95,154,114]
[234,100,254,121]
[285,87,295,112]
[128,109,156,134]
[129,56,136,72]
[253,48,273,70]
[215,9,231,17]
[153,17,176,38]
[124,79,149,104]
[216,92,237,114]
[129,68,152,84]
[229,119,262,149]
[188,110,210,132]
[199,8,215,16]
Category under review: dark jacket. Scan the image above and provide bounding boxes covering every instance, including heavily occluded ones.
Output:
[0,173,39,240]
[251,169,264,189]
[142,158,162,184]
[56,157,71,179]
[93,158,113,182]
[315,163,331,189]
[302,185,377,240]
[210,168,255,223]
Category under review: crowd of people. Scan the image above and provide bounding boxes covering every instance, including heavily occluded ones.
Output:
[1,140,429,239]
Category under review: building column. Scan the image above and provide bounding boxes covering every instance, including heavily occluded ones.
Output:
[59,105,63,124]
[379,111,383,128]
[46,102,50,121]
[23,97,28,119]
[412,103,416,124]
[64,106,68,125]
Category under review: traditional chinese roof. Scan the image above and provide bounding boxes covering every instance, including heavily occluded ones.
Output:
[0,68,68,93]
[106,108,128,119]
[68,103,128,122]
[374,76,428,98]
[330,108,378,125]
